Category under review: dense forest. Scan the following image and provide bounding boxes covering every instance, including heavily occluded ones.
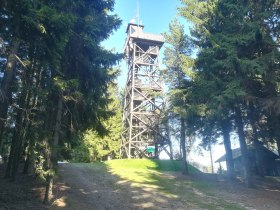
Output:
[0,0,122,203]
[0,0,279,206]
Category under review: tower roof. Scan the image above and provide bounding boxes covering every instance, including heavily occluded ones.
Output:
[124,23,164,53]
[126,23,144,33]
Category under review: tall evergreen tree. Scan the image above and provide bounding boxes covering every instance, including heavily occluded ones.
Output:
[0,0,122,204]
[71,82,123,162]
[41,0,121,203]
[179,0,280,186]
[163,18,194,174]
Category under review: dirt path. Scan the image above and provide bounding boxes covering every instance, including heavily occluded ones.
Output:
[214,176,280,210]
[55,163,198,210]
[54,163,280,210]
[180,173,280,210]
[55,163,137,210]
[1,163,279,209]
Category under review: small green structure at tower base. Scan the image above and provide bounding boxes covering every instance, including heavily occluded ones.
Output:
[146,146,155,153]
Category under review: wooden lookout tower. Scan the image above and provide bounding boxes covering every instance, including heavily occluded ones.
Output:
[120,23,171,158]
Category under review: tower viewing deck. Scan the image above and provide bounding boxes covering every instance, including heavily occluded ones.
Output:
[125,23,164,45]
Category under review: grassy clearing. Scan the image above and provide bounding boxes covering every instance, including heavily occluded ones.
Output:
[105,159,200,192]
[83,159,246,209]
[105,159,200,172]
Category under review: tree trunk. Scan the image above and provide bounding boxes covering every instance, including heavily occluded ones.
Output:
[253,140,264,177]
[180,118,188,175]
[44,170,54,204]
[276,137,280,160]
[169,140,174,161]
[10,107,25,181]
[22,153,30,174]
[10,130,23,181]
[235,106,253,187]
[154,143,159,158]
[274,118,280,159]
[23,136,35,174]
[10,80,31,181]
[248,103,264,177]
[5,131,17,178]
[209,145,214,174]
[165,122,173,160]
[0,129,4,157]
[5,92,26,179]
[220,119,235,180]
[0,39,20,152]
[44,95,63,204]
[22,65,41,174]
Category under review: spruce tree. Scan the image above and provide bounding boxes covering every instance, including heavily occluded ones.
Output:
[163,18,194,174]
[179,0,280,186]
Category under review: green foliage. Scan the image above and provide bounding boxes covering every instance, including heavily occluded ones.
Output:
[71,83,122,162]
[178,0,280,135]
[70,141,91,163]
[163,17,198,172]
[163,18,193,88]
[0,0,122,200]
[176,0,280,183]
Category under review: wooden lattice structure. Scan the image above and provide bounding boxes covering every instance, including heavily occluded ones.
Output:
[120,23,171,158]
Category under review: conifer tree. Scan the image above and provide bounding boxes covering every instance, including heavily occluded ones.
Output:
[179,0,280,186]
[71,82,123,162]
[163,18,194,174]
[0,0,122,203]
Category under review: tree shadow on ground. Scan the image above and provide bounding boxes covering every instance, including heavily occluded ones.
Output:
[0,163,49,209]
[51,162,245,210]
[2,161,280,210]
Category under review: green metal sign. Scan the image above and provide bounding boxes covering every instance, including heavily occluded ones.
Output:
[146,146,155,153]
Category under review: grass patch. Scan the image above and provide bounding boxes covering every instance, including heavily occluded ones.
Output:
[106,159,158,170]
[105,159,200,173]
[84,159,245,209]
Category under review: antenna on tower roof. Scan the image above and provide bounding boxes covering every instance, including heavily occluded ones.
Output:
[136,0,140,27]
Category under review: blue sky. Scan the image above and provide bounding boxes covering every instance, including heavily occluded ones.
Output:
[103,0,183,87]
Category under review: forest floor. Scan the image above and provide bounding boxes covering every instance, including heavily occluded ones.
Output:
[1,160,280,210]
